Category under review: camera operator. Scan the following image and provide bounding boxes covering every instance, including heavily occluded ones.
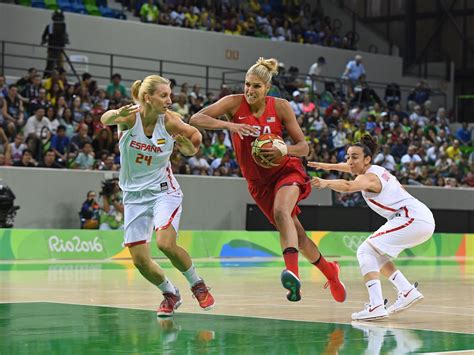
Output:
[79,190,100,229]
[99,178,124,230]
[41,9,69,77]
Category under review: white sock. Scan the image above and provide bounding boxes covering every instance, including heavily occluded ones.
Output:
[157,277,176,294]
[366,279,384,306]
[182,264,201,286]
[389,270,412,292]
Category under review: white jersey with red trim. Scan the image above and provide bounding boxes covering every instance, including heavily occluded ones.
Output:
[118,112,179,193]
[361,165,434,225]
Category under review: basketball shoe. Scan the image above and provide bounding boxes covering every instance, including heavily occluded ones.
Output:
[387,282,424,315]
[323,261,347,302]
[191,280,215,310]
[157,287,182,317]
[352,303,388,321]
[281,269,301,302]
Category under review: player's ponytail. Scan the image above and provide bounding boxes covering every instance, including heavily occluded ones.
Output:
[130,75,170,105]
[131,80,142,103]
[350,134,379,161]
[247,57,279,84]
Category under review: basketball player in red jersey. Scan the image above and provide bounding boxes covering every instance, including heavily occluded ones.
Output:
[190,57,346,303]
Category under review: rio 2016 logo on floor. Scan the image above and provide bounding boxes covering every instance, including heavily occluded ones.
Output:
[48,235,104,253]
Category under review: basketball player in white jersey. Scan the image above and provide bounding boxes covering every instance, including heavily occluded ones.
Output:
[308,134,435,321]
[101,75,215,317]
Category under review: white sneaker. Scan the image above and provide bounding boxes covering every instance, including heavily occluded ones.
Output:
[352,303,388,321]
[387,283,424,315]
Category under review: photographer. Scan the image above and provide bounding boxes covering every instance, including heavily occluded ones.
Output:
[99,178,124,230]
[41,9,69,77]
[79,191,100,229]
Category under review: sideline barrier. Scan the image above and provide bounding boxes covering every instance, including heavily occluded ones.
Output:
[0,229,472,260]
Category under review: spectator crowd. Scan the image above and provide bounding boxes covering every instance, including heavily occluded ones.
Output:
[0,52,472,189]
[130,0,359,50]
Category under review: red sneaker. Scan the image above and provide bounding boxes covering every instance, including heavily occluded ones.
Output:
[191,280,215,310]
[323,261,347,302]
[157,289,182,317]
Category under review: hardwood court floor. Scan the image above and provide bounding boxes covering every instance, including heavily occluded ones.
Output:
[0,258,473,354]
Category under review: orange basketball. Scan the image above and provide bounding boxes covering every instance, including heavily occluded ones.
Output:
[251,133,287,168]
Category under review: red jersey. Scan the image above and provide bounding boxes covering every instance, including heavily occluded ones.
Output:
[231,95,303,184]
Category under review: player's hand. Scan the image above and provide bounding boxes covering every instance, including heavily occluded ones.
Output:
[307,161,324,170]
[173,134,197,156]
[117,103,140,118]
[311,177,329,189]
[228,123,259,139]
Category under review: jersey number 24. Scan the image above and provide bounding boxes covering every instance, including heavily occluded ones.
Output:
[136,153,152,166]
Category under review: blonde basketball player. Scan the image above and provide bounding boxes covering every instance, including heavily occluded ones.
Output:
[309,134,435,321]
[101,75,215,317]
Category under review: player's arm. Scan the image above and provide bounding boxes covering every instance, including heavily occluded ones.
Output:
[311,173,381,193]
[189,95,259,139]
[307,161,351,173]
[166,111,202,156]
[275,98,309,157]
[101,103,140,129]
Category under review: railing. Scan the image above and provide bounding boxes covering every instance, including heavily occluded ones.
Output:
[222,71,447,109]
[0,40,242,95]
[1,39,447,108]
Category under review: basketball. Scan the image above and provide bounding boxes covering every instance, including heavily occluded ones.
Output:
[251,133,287,168]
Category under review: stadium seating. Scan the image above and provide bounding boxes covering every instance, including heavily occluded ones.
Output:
[19,0,125,19]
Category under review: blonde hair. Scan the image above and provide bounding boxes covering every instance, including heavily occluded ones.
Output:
[130,75,170,104]
[246,57,279,84]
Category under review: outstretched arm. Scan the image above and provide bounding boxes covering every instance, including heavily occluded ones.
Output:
[311,173,381,193]
[101,103,140,127]
[189,95,259,139]
[307,161,351,173]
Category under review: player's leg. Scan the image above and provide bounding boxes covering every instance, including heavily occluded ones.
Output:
[273,185,302,301]
[156,224,192,272]
[293,216,346,302]
[124,210,181,318]
[129,242,167,287]
[352,240,389,321]
[154,193,215,311]
[380,260,423,315]
[156,224,216,311]
[370,219,434,315]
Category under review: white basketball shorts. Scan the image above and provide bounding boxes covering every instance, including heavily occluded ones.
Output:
[367,216,435,258]
[122,189,183,247]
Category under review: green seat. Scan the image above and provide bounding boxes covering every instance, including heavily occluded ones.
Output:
[44,0,58,10]
[84,0,101,15]
[19,0,32,6]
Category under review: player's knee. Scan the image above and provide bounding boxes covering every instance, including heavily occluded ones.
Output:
[156,237,175,253]
[273,206,291,226]
[357,241,380,276]
[132,254,151,271]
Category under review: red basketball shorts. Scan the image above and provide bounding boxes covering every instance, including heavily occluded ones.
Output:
[247,160,311,225]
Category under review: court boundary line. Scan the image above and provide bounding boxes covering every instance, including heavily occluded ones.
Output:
[422,351,474,354]
[2,300,472,336]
